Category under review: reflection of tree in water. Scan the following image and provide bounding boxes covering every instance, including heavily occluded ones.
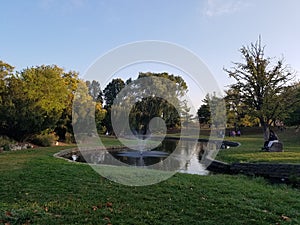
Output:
[156,139,177,153]
[74,150,108,164]
[179,141,215,175]
[88,151,106,164]
[198,142,206,161]
[65,140,213,174]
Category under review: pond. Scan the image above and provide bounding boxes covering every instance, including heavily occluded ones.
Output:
[62,138,227,175]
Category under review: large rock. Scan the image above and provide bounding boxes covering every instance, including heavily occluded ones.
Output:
[269,142,284,152]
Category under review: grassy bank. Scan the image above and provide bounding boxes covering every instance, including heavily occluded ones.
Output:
[0,146,300,224]
[217,127,300,163]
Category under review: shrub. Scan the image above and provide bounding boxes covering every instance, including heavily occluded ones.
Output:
[65,132,75,144]
[3,144,10,151]
[31,133,58,147]
[0,136,15,151]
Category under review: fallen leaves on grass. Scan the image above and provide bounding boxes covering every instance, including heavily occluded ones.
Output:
[104,217,110,221]
[5,211,12,217]
[103,216,112,225]
[106,202,113,212]
[106,202,113,207]
[90,202,113,213]
[281,214,291,221]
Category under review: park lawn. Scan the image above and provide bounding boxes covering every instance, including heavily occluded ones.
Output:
[216,127,300,164]
[0,146,300,224]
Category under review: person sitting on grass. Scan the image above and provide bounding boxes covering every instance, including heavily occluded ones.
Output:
[262,129,279,151]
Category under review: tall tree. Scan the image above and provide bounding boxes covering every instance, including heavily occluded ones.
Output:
[224,37,296,141]
[197,93,226,128]
[86,80,103,103]
[224,88,257,128]
[0,60,14,103]
[129,72,188,134]
[73,80,97,134]
[102,78,125,134]
[0,61,15,135]
[197,104,210,125]
[55,71,80,140]
[103,78,125,108]
[180,100,193,128]
[1,65,69,140]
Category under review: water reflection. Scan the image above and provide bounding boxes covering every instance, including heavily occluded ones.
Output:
[68,139,216,175]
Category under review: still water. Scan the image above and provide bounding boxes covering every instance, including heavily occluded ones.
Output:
[68,139,214,175]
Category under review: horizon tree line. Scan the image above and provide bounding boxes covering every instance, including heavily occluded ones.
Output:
[1,37,300,144]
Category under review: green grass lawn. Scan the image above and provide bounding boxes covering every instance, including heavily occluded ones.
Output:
[0,143,300,224]
[216,127,300,163]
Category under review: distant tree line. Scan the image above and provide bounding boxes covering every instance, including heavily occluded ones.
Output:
[0,62,192,143]
[2,38,300,145]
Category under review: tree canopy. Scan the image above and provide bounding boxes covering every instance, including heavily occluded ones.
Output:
[284,83,300,127]
[224,37,296,140]
[0,61,106,142]
[102,72,189,135]
[197,93,226,129]
[0,65,71,140]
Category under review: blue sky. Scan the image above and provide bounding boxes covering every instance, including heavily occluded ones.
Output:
[1,0,300,108]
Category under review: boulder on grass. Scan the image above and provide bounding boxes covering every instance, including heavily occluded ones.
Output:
[269,142,283,152]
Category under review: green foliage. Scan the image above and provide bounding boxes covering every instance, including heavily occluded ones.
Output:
[31,132,58,147]
[197,104,210,124]
[197,93,226,128]
[102,78,125,134]
[224,37,296,139]
[102,73,188,135]
[19,65,68,113]
[95,102,106,133]
[0,136,15,151]
[180,100,194,128]
[54,71,80,141]
[0,64,69,141]
[72,80,107,137]
[0,60,14,78]
[225,87,255,127]
[0,59,190,140]
[0,62,94,142]
[86,80,103,103]
[64,132,74,144]
[103,78,125,108]
[284,83,300,126]
[240,115,260,127]
[129,96,180,134]
[0,136,14,147]
[0,61,14,103]
[72,80,96,134]
[129,72,188,133]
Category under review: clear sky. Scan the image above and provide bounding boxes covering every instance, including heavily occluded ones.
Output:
[1,0,300,109]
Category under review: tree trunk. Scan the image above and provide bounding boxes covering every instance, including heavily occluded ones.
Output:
[260,118,269,142]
